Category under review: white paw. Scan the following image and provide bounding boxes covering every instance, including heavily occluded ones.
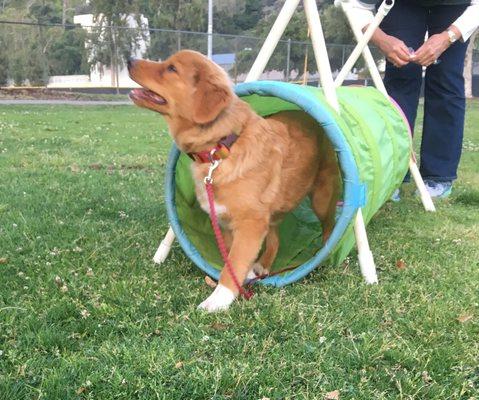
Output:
[246,270,258,280]
[252,262,269,276]
[197,284,236,312]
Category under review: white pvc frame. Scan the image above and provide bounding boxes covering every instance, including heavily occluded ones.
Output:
[336,0,436,213]
[153,0,436,285]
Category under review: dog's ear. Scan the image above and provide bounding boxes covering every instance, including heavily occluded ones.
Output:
[192,63,233,124]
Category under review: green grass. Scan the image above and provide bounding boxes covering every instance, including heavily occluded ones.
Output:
[0,102,478,399]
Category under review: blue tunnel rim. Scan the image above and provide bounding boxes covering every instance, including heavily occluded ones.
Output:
[165,81,363,287]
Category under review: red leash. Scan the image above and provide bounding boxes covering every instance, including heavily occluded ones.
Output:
[205,179,253,300]
[204,156,296,299]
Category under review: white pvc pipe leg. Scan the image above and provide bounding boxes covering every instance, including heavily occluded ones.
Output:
[335,0,394,87]
[301,0,377,282]
[303,0,379,284]
[303,0,376,279]
[245,0,301,82]
[303,0,340,111]
[409,159,436,212]
[153,227,176,264]
[354,208,378,284]
[339,1,388,96]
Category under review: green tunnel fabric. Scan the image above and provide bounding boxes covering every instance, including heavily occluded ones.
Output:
[172,84,410,279]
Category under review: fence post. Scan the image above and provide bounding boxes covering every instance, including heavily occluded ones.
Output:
[177,31,181,52]
[234,37,238,84]
[286,38,291,82]
[111,25,120,95]
[207,0,213,59]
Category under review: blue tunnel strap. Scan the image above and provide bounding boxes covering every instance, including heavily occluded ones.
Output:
[347,181,367,208]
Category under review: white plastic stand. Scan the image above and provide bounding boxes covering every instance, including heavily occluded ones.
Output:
[336,0,436,213]
[243,0,380,284]
[153,226,175,264]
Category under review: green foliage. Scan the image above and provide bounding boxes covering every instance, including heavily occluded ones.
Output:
[214,0,262,34]
[233,7,316,76]
[10,56,26,86]
[28,1,61,24]
[321,4,356,71]
[49,29,89,76]
[144,0,207,60]
[25,41,49,86]
[0,36,8,85]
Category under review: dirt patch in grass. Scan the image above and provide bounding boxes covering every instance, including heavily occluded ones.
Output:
[0,88,129,101]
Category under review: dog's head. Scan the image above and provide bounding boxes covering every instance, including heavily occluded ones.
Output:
[128,50,233,125]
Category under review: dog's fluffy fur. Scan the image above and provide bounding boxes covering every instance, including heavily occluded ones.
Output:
[129,50,339,312]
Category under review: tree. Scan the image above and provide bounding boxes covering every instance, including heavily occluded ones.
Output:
[464,31,478,98]
[49,28,89,75]
[233,3,356,78]
[0,40,8,85]
[27,1,62,85]
[11,55,26,86]
[143,0,206,60]
[89,0,145,90]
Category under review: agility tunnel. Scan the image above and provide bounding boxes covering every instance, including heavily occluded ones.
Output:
[164,81,411,287]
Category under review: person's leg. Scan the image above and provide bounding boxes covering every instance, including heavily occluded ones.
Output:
[380,2,427,132]
[380,3,427,194]
[421,5,469,187]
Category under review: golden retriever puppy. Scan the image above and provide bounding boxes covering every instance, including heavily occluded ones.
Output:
[128,50,339,312]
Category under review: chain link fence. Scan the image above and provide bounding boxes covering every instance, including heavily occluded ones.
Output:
[0,20,477,93]
[0,20,384,89]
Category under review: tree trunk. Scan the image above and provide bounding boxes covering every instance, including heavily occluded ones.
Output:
[113,27,120,95]
[464,31,477,99]
[62,0,68,28]
[110,25,117,88]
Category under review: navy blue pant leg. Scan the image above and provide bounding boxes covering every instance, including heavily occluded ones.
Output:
[421,6,469,181]
[380,2,427,132]
[380,2,469,182]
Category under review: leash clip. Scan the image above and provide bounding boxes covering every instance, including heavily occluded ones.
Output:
[204,149,221,184]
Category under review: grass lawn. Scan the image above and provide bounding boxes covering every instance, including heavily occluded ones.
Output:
[0,101,478,399]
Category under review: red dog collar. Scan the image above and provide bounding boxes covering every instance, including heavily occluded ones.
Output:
[188,133,239,163]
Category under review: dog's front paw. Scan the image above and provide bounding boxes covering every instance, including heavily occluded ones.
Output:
[246,270,258,280]
[197,284,236,312]
[252,262,269,276]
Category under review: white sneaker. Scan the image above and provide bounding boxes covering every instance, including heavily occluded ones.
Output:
[419,180,452,199]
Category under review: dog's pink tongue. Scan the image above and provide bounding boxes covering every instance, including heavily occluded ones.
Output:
[129,88,143,100]
[129,88,166,104]
[130,88,143,96]
[148,90,166,104]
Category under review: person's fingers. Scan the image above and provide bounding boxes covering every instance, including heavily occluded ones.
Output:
[388,55,408,68]
[415,42,437,64]
[397,42,412,60]
[418,55,435,67]
[414,51,429,65]
[424,58,436,67]
[396,52,411,63]
[390,42,410,62]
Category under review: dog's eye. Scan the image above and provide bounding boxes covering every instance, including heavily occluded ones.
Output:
[167,64,177,73]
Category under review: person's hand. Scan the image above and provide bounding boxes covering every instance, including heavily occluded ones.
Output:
[376,34,412,68]
[413,32,451,67]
